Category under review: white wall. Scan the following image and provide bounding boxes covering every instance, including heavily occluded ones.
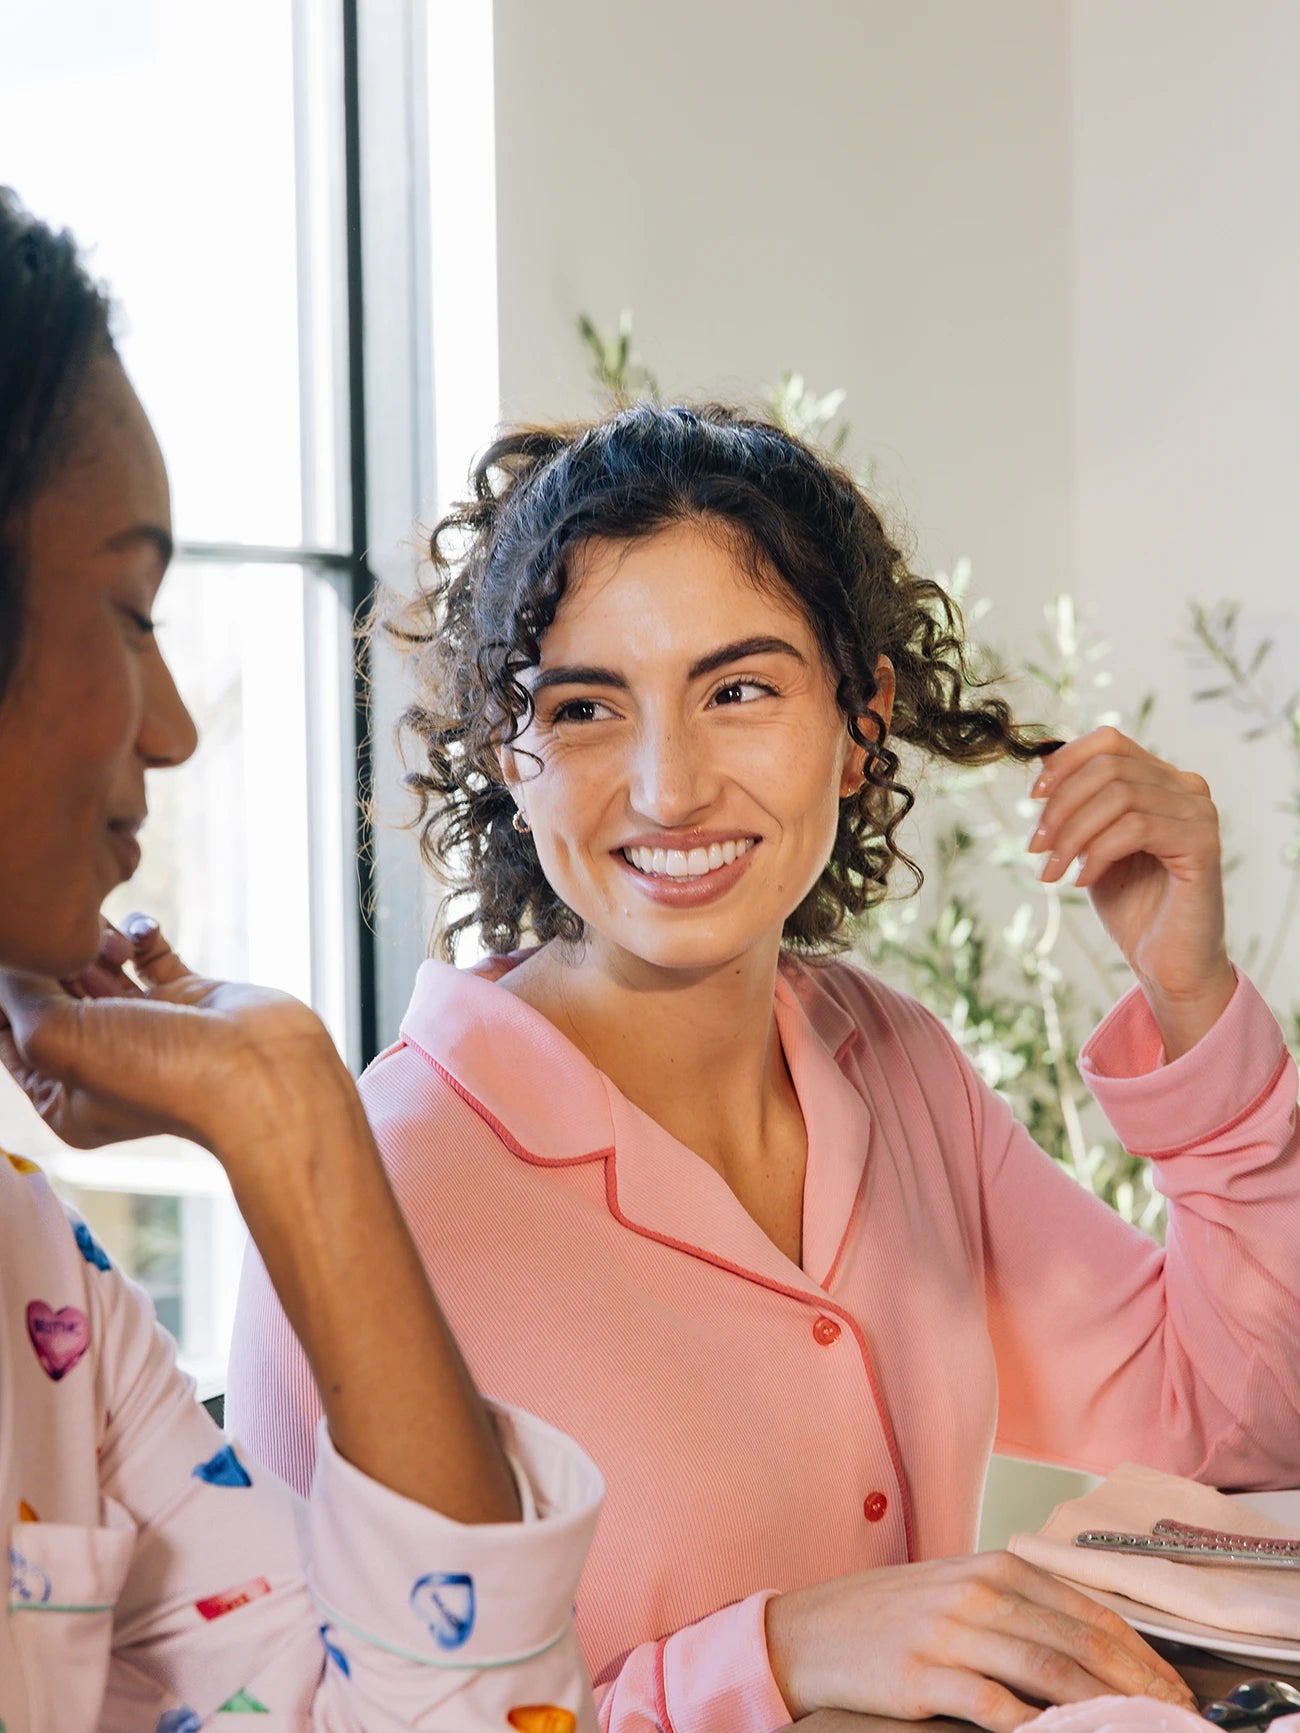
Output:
[1070,0,1300,998]
[492,0,1074,643]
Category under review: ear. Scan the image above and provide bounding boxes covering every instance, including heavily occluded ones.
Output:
[839,655,896,798]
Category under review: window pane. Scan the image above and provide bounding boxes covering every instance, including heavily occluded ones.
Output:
[0,556,354,1381]
[103,558,357,1043]
[0,0,349,550]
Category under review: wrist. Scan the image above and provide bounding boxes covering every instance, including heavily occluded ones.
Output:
[195,1015,360,1166]
[765,1588,815,1721]
[1138,960,1237,1060]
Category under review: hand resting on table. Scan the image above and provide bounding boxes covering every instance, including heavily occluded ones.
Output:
[766,1550,1198,1730]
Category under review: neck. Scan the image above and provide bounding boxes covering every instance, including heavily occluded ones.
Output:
[504,933,790,1168]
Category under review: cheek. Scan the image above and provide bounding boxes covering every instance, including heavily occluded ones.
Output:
[3,632,139,825]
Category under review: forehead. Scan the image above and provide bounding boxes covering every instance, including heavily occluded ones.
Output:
[550,520,814,658]
[25,354,170,567]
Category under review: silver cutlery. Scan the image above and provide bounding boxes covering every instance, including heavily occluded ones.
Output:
[1201,1678,1300,1727]
[1073,1527,1300,1568]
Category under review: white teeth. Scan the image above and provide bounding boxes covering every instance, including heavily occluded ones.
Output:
[622,838,756,879]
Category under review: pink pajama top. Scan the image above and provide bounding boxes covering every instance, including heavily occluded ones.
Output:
[0,1145,603,1732]
[228,956,1300,1733]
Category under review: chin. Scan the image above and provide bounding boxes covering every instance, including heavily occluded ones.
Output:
[606,919,770,977]
[0,893,104,980]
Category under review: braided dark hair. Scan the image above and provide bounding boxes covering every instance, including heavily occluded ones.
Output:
[380,401,1050,959]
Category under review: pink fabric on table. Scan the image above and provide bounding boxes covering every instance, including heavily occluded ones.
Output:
[228,955,1300,1733]
[1025,1699,1285,1733]
[1011,1460,1300,1639]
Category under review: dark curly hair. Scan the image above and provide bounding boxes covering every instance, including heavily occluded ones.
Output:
[0,189,115,705]
[381,401,1052,960]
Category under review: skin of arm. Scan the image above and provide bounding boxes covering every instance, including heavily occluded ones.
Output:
[0,927,521,1526]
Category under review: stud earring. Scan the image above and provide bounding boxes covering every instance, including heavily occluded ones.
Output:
[512,808,531,834]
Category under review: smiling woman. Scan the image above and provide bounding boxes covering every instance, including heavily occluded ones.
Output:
[230,401,1299,1733]
[385,407,1050,960]
[0,348,196,972]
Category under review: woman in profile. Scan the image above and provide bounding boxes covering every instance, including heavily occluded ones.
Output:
[0,191,601,1731]
[232,405,1300,1730]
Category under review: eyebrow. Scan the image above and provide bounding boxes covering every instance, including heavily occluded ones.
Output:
[101,524,174,568]
[531,635,807,693]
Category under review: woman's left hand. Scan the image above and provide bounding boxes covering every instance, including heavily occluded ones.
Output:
[1028,726,1236,1058]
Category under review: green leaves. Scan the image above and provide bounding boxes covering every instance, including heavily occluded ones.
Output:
[576,309,660,406]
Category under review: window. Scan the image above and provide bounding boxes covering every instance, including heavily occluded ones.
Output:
[0,0,498,1388]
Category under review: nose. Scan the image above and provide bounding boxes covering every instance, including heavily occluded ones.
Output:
[629,710,716,826]
[137,640,198,770]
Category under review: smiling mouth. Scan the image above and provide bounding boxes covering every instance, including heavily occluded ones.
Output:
[621,838,758,880]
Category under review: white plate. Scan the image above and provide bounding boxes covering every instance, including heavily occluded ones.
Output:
[1077,1491,1300,1666]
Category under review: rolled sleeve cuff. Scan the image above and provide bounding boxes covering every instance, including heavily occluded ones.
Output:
[1080,969,1290,1156]
[305,1400,604,1669]
[661,1591,791,1733]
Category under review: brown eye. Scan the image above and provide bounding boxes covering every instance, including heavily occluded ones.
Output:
[711,678,776,707]
[551,698,606,724]
[119,605,156,639]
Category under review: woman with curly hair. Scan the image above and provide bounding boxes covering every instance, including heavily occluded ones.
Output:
[231,403,1300,1732]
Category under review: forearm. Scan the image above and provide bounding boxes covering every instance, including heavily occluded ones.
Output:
[216,1053,521,1524]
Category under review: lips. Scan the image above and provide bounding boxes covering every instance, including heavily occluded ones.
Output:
[105,819,142,880]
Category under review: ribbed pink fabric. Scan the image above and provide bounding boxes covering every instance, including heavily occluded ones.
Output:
[228,957,1300,1733]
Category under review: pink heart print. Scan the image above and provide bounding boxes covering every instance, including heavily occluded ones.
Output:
[26,1300,89,1381]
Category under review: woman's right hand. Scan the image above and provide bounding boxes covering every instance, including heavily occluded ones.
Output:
[0,916,343,1160]
[765,1551,1197,1730]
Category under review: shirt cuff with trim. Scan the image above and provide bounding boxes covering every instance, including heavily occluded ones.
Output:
[660,1590,792,1733]
[1080,968,1290,1155]
[304,1400,603,1669]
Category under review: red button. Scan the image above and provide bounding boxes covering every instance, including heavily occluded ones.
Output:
[812,1315,841,1347]
[863,1491,889,1522]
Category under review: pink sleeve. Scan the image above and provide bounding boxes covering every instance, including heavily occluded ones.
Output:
[979,970,1300,1485]
[595,1592,792,1733]
[226,1236,323,1495]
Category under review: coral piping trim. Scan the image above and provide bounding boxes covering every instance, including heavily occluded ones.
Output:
[603,1160,915,1563]
[408,1040,915,1562]
[410,1045,611,1168]
[1121,1050,1291,1158]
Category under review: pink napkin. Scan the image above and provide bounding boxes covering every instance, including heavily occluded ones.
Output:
[1025,1699,1300,1733]
[1009,1462,1300,1641]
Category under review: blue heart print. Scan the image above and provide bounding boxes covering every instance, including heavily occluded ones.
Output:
[156,1711,201,1733]
[410,1571,476,1650]
[8,1546,51,1605]
[73,1220,111,1271]
[320,1623,351,1677]
[192,1444,253,1488]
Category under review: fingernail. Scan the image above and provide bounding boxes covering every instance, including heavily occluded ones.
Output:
[124,913,158,942]
[99,928,133,966]
[1151,1682,1195,1709]
[1026,824,1048,851]
[1030,775,1048,798]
